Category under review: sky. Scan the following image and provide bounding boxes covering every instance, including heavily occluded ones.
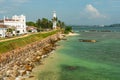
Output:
[0,0,120,25]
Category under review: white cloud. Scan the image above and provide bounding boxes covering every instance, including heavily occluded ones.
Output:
[85,4,106,18]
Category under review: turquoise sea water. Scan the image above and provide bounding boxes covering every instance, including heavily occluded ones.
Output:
[73,26,120,32]
[38,27,120,80]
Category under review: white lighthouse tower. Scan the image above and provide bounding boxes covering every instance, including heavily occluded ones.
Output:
[52,11,57,29]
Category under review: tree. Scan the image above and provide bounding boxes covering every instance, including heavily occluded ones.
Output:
[57,20,65,28]
[26,21,36,26]
[48,21,53,29]
[36,19,42,31]
[27,17,65,30]
[36,19,41,27]
[40,18,48,28]
[7,28,13,33]
[64,26,72,34]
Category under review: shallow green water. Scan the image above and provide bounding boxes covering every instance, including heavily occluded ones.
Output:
[38,32,120,80]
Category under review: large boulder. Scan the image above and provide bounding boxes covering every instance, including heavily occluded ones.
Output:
[79,39,96,43]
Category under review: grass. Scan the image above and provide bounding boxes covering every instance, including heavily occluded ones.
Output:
[0,30,59,54]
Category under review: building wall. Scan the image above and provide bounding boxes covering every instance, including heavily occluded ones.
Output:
[0,28,6,38]
[53,21,57,29]
[53,11,57,29]
[4,15,27,34]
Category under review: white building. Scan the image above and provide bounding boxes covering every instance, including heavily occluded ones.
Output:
[52,11,57,29]
[26,26,37,33]
[0,25,7,38]
[0,15,27,35]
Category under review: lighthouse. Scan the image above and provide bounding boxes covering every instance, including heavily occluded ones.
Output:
[52,11,57,29]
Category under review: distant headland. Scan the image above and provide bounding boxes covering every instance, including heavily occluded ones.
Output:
[70,23,120,27]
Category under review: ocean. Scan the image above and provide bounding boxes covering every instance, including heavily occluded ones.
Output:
[38,27,120,80]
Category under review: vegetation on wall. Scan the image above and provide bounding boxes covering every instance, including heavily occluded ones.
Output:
[0,30,59,54]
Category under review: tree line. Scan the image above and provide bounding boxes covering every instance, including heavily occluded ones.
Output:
[26,18,65,31]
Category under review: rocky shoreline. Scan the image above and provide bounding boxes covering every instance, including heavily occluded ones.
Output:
[0,32,64,80]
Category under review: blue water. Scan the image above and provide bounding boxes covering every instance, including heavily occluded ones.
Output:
[73,26,120,32]
[38,27,120,80]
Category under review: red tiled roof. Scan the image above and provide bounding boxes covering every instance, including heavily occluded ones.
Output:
[0,24,7,28]
[0,19,19,22]
[0,20,4,23]
[5,19,19,21]
[26,26,37,30]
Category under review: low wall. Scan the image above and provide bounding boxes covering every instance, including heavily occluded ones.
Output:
[0,32,63,80]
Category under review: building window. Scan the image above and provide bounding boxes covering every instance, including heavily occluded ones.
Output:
[16,30,20,34]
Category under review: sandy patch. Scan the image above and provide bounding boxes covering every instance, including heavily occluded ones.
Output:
[67,32,79,36]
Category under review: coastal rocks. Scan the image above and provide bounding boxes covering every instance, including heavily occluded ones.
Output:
[62,38,67,40]
[0,32,62,80]
[79,39,97,43]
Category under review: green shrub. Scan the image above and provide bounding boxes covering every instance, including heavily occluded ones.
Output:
[64,26,72,34]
